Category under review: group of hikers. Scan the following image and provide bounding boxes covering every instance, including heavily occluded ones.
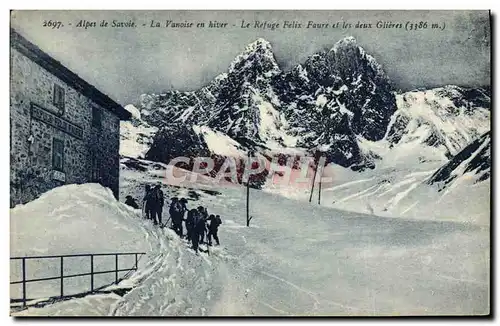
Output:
[124,184,222,253]
[125,185,164,224]
[169,197,223,252]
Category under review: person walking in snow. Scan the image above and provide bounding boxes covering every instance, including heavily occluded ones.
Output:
[179,198,188,236]
[207,214,222,246]
[185,208,196,243]
[169,197,185,236]
[179,197,188,211]
[125,195,140,209]
[189,206,206,253]
[169,197,179,229]
[143,185,154,220]
[150,184,164,226]
[198,206,209,244]
[189,207,204,253]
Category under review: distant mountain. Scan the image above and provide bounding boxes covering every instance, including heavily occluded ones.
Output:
[139,38,283,149]
[278,36,396,143]
[120,37,491,219]
[273,36,397,168]
[136,36,401,170]
[122,37,490,181]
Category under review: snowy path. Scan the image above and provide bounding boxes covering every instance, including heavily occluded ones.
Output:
[108,185,489,316]
[205,188,489,316]
[111,227,214,316]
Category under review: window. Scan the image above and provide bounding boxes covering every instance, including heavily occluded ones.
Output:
[92,106,102,129]
[52,138,64,172]
[53,84,65,113]
[90,149,100,182]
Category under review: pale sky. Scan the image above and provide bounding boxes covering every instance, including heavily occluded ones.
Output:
[11,10,490,105]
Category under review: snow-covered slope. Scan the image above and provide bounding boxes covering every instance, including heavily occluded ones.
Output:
[387,86,490,158]
[120,103,158,159]
[428,131,491,188]
[267,128,490,225]
[10,184,149,257]
[12,163,490,315]
[294,85,491,222]
[193,125,247,158]
[120,119,158,158]
[319,161,489,225]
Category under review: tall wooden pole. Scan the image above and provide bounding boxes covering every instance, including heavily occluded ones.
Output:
[308,166,318,203]
[246,181,250,226]
[308,151,320,203]
[318,178,322,205]
[246,151,253,226]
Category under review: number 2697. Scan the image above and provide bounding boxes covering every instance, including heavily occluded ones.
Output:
[43,20,63,29]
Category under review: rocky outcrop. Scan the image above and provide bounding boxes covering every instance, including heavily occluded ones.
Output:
[428,131,491,189]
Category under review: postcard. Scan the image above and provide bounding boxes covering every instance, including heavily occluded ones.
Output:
[9,10,491,316]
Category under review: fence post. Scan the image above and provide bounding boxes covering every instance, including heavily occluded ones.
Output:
[135,253,138,270]
[60,257,64,297]
[22,258,26,307]
[115,254,118,284]
[90,255,94,292]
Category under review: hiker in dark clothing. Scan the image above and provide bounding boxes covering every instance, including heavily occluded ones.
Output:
[185,208,196,242]
[179,198,188,237]
[143,185,153,220]
[150,184,164,225]
[189,207,206,253]
[169,197,185,236]
[125,195,140,209]
[169,197,178,230]
[198,207,208,244]
[186,209,202,252]
[207,214,222,246]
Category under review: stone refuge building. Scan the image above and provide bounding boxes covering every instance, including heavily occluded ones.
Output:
[10,29,131,207]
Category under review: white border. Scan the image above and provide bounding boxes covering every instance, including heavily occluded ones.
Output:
[2,1,496,325]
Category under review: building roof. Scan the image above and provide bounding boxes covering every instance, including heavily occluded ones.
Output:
[10,29,131,120]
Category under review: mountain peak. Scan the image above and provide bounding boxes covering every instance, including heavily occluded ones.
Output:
[243,38,272,52]
[329,36,386,81]
[228,38,280,76]
[329,36,359,52]
[335,36,358,46]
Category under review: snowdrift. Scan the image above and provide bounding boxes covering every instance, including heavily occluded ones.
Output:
[11,183,149,256]
[11,183,225,316]
[10,184,150,305]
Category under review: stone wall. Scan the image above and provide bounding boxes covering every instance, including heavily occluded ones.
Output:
[10,47,121,207]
